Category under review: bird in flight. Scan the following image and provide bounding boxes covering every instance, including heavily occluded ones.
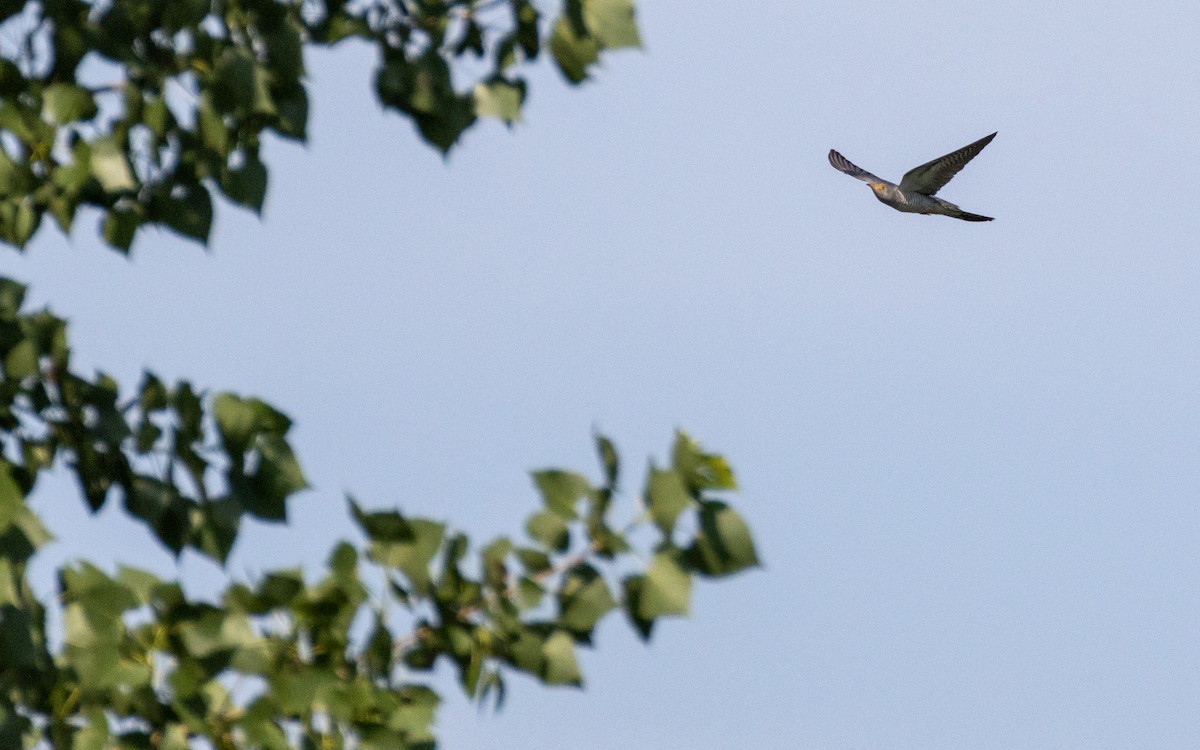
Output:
[828,132,997,222]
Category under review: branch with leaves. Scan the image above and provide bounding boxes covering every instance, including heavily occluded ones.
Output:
[0,276,758,748]
[0,0,641,252]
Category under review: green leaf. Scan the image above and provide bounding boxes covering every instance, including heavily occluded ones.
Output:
[320,14,372,44]
[454,20,486,58]
[0,605,35,668]
[212,49,257,112]
[197,93,230,157]
[526,510,569,552]
[252,66,277,116]
[329,540,358,583]
[257,569,305,607]
[375,53,476,153]
[550,16,600,84]
[239,437,305,522]
[0,505,52,562]
[216,393,284,455]
[620,574,654,640]
[138,371,168,410]
[584,0,642,48]
[672,430,737,492]
[154,183,213,244]
[532,469,590,518]
[192,502,240,563]
[73,711,110,750]
[116,565,163,603]
[391,684,440,738]
[0,277,25,315]
[3,337,36,379]
[264,21,305,79]
[367,517,445,594]
[595,433,619,487]
[541,630,582,685]
[0,149,26,199]
[51,139,92,194]
[474,79,525,124]
[349,497,414,541]
[638,549,691,619]
[41,83,97,124]
[60,563,139,617]
[222,156,268,213]
[0,561,18,606]
[124,476,193,555]
[143,95,169,137]
[514,546,551,574]
[517,576,544,610]
[364,613,394,680]
[558,564,616,634]
[102,208,140,252]
[0,198,40,248]
[177,610,256,658]
[271,82,309,141]
[89,136,136,192]
[688,501,759,577]
[514,0,541,58]
[0,59,23,96]
[482,536,512,588]
[162,0,208,30]
[646,467,691,535]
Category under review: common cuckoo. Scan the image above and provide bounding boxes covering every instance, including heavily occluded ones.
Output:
[829,132,997,222]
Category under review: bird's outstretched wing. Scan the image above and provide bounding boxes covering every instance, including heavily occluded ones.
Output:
[828,150,884,184]
[898,132,996,196]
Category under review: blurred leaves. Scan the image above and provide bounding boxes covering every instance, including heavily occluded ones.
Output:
[0,277,308,563]
[0,0,643,253]
[0,275,757,747]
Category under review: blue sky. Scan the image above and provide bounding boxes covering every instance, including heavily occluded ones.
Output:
[8,0,1200,747]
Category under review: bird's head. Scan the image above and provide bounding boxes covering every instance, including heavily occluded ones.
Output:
[868,182,886,192]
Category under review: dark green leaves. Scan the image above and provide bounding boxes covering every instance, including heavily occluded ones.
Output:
[215,392,307,523]
[557,564,616,635]
[0,287,308,563]
[212,50,259,113]
[688,501,760,577]
[221,156,269,214]
[351,499,446,595]
[213,394,292,462]
[376,52,477,154]
[101,209,140,253]
[0,285,755,748]
[550,17,600,84]
[0,0,644,252]
[151,183,214,244]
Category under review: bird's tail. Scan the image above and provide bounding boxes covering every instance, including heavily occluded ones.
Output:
[951,210,993,222]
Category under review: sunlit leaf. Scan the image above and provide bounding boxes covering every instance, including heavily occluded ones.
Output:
[646,468,691,535]
[89,137,136,192]
[41,83,96,124]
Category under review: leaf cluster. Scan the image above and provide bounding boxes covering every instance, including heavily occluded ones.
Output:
[0,277,307,564]
[0,276,758,748]
[0,0,640,252]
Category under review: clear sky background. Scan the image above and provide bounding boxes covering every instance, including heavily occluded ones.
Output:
[7,0,1200,747]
